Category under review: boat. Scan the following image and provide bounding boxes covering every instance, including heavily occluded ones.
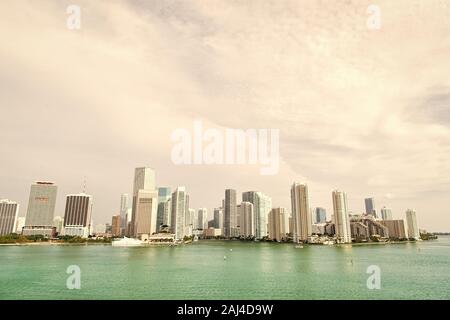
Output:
[295,245,303,249]
[323,240,334,245]
[112,237,143,247]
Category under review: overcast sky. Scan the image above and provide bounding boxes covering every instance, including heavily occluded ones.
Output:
[1,0,449,231]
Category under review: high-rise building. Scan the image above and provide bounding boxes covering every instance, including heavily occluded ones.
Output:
[332,190,352,243]
[131,167,157,238]
[365,197,376,217]
[15,216,26,234]
[315,207,327,223]
[268,207,287,242]
[379,220,407,239]
[53,216,64,234]
[213,207,223,230]
[242,191,272,239]
[157,187,171,232]
[290,183,311,243]
[161,198,171,227]
[0,199,19,236]
[238,201,254,238]
[380,206,393,220]
[23,182,57,237]
[63,193,93,238]
[197,208,208,230]
[405,209,420,240]
[224,189,237,237]
[120,194,130,235]
[111,214,121,237]
[132,190,158,238]
[171,187,187,240]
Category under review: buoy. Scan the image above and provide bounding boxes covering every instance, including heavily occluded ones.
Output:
[223,256,227,260]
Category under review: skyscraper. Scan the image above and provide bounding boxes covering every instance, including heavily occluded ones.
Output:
[157,187,171,232]
[290,183,312,243]
[224,189,237,237]
[131,167,157,238]
[242,191,272,239]
[171,187,186,240]
[23,181,57,236]
[132,190,158,238]
[405,209,420,240]
[315,207,327,223]
[380,206,393,220]
[268,207,287,242]
[197,208,208,230]
[53,216,64,234]
[213,207,223,231]
[63,193,93,238]
[238,201,254,238]
[111,214,121,237]
[365,197,376,217]
[0,199,19,236]
[332,190,352,243]
[120,193,130,235]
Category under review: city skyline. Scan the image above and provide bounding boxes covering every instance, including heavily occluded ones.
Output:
[1,1,450,232]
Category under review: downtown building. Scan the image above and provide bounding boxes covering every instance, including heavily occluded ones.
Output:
[405,209,420,240]
[332,190,352,243]
[224,189,237,237]
[197,208,208,230]
[0,199,19,236]
[242,191,272,240]
[379,219,407,240]
[119,193,131,236]
[111,214,121,237]
[315,207,327,223]
[238,201,254,238]
[156,187,171,232]
[290,183,312,243]
[364,197,377,218]
[380,206,393,220]
[171,186,187,240]
[23,182,57,237]
[268,207,288,242]
[131,167,158,239]
[213,207,224,231]
[63,193,93,238]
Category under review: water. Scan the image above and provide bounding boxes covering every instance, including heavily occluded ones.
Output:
[1,237,449,300]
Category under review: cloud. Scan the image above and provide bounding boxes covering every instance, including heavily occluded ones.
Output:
[0,0,449,231]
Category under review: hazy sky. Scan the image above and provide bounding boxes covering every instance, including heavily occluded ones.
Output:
[1,0,449,231]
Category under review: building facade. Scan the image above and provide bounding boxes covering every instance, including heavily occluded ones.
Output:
[332,190,351,243]
[111,214,121,237]
[242,191,272,240]
[131,167,157,238]
[224,189,237,237]
[63,193,93,238]
[238,201,254,238]
[290,183,312,243]
[0,199,19,236]
[380,206,393,220]
[405,209,420,239]
[171,187,187,240]
[156,187,171,232]
[365,197,376,217]
[315,207,327,223]
[23,182,58,237]
[268,207,287,242]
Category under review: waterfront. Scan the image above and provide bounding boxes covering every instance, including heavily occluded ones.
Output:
[0,237,449,300]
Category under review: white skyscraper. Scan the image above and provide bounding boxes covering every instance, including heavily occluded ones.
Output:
[53,216,64,234]
[290,183,312,243]
[0,199,19,236]
[332,190,352,243]
[242,191,272,239]
[238,201,254,238]
[171,187,187,240]
[131,167,157,239]
[406,209,420,240]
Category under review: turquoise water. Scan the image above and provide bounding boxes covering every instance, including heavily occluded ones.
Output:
[0,237,449,300]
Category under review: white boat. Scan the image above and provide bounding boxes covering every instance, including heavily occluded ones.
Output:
[323,240,334,245]
[112,237,143,247]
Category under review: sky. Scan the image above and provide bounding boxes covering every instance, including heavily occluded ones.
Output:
[0,0,449,232]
